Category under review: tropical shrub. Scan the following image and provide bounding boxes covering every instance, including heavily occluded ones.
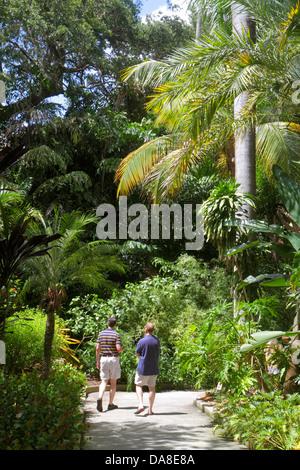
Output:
[3,309,77,372]
[174,303,251,391]
[174,298,288,394]
[213,391,300,450]
[0,362,87,450]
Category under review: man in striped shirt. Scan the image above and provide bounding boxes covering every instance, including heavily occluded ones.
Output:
[96,317,123,412]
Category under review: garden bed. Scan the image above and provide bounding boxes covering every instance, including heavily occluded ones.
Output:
[196,390,300,451]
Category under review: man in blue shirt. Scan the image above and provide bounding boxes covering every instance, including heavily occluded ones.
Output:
[134,322,160,415]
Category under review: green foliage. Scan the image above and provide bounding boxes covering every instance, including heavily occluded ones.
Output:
[213,391,300,450]
[255,164,281,223]
[22,207,125,303]
[0,362,87,450]
[3,309,75,372]
[0,202,61,338]
[118,0,300,205]
[273,164,300,226]
[174,303,256,392]
[1,0,142,121]
[138,14,194,60]
[241,329,300,353]
[174,296,289,394]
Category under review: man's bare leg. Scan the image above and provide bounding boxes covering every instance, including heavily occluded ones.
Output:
[148,386,156,414]
[135,384,144,412]
[97,379,108,412]
[99,379,108,399]
[109,379,117,405]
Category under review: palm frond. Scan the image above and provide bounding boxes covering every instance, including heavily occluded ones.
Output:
[18,145,68,178]
[256,122,300,178]
[31,171,92,202]
[143,145,198,202]
[59,241,125,289]
[20,210,125,301]
[280,0,300,46]
[115,134,185,197]
[122,60,168,88]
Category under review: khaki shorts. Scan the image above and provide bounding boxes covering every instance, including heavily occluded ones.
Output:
[100,356,121,381]
[134,371,157,387]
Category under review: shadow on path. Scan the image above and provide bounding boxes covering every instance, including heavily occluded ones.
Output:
[82,391,247,451]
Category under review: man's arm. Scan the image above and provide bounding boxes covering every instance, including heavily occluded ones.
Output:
[116,332,124,353]
[135,340,142,357]
[96,342,101,370]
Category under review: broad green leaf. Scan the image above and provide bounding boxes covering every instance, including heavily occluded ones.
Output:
[226,241,268,256]
[286,232,300,251]
[226,218,287,237]
[273,165,300,226]
[261,278,292,287]
[269,242,296,259]
[241,330,300,353]
[238,273,285,290]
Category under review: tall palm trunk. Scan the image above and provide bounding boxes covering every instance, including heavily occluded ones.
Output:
[231,3,256,317]
[231,2,256,219]
[196,7,203,39]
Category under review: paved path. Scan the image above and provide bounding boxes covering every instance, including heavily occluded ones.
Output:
[82,390,246,451]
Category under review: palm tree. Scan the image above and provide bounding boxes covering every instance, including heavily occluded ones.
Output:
[0,208,61,340]
[0,148,61,339]
[115,1,300,205]
[22,207,125,379]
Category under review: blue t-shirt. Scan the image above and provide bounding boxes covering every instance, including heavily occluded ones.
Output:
[136,334,160,376]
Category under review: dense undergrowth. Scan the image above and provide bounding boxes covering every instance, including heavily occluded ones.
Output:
[212,391,300,450]
[1,255,299,450]
[0,363,87,450]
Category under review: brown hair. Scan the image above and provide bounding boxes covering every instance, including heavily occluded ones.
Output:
[107,317,117,327]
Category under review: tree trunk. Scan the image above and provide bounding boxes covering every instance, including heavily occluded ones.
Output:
[42,308,55,380]
[41,286,64,380]
[231,3,256,219]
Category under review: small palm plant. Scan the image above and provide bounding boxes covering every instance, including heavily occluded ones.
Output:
[22,207,125,379]
[0,207,61,340]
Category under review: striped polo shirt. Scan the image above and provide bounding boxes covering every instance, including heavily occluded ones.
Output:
[97,328,121,356]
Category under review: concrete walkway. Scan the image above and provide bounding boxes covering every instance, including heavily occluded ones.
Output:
[82,390,247,451]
